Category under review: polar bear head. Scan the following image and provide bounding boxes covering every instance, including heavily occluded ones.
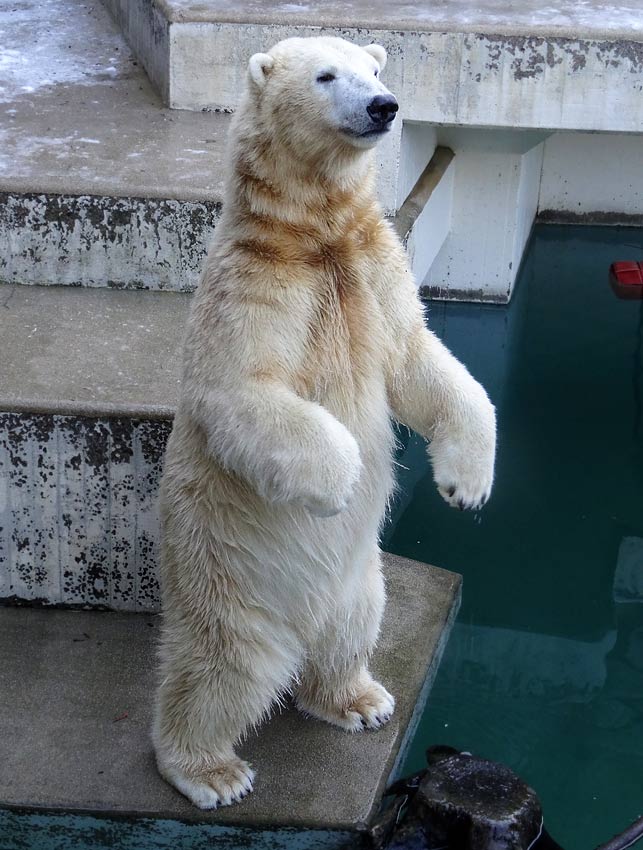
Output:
[247,37,398,153]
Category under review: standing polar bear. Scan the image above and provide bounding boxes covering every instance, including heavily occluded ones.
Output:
[153,36,496,809]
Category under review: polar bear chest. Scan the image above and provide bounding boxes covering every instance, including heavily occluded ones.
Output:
[300,247,387,407]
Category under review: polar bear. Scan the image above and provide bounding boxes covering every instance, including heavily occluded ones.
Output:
[153,36,496,810]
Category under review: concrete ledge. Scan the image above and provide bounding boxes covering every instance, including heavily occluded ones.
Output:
[0,555,462,847]
[0,193,220,291]
[0,285,188,419]
[154,0,643,41]
[0,285,189,609]
[0,0,229,290]
[103,0,643,134]
[0,1,229,203]
[175,26,643,133]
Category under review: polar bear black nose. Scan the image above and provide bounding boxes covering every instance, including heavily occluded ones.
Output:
[367,95,399,124]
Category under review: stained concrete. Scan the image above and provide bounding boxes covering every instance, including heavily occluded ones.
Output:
[0,0,230,203]
[0,413,171,610]
[0,284,189,609]
[0,192,221,290]
[0,0,231,289]
[0,554,461,835]
[104,0,643,136]
[161,23,643,133]
[0,284,189,418]
[158,0,643,40]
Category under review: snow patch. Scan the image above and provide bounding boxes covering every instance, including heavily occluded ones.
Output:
[0,0,131,104]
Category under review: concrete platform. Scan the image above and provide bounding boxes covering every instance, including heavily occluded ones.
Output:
[0,0,229,204]
[106,0,643,134]
[0,284,188,419]
[0,0,229,290]
[0,554,462,849]
[156,0,643,40]
[0,284,189,609]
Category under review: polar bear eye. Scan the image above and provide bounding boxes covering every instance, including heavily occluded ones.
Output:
[316,72,336,83]
[374,69,379,76]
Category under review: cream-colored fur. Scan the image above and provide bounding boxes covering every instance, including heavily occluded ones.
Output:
[153,36,496,809]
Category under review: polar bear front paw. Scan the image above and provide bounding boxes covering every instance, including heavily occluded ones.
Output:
[429,417,496,511]
[257,409,363,517]
[344,679,396,731]
[158,757,255,810]
[299,415,363,517]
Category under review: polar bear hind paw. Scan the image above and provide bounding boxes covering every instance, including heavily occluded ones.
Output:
[298,678,395,732]
[348,679,395,731]
[159,757,255,809]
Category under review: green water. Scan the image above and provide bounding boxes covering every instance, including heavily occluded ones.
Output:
[384,225,643,849]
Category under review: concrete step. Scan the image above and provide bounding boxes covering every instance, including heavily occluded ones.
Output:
[0,284,186,608]
[106,0,643,133]
[0,0,229,291]
[0,556,461,849]
[101,0,643,304]
[6,2,642,306]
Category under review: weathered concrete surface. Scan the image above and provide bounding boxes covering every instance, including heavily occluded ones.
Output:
[105,0,643,136]
[0,284,188,418]
[0,0,229,203]
[0,193,220,290]
[0,285,189,608]
[0,413,170,610]
[538,132,643,226]
[0,0,229,289]
[157,0,643,40]
[0,556,462,840]
[424,128,546,303]
[164,24,643,132]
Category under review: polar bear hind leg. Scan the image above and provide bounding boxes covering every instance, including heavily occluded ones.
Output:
[295,549,395,731]
[153,542,297,809]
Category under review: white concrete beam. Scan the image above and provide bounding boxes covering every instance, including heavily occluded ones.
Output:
[424,129,548,303]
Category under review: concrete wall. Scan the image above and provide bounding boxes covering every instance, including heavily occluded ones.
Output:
[424,128,547,302]
[101,0,171,104]
[0,193,220,290]
[539,132,643,224]
[0,413,170,610]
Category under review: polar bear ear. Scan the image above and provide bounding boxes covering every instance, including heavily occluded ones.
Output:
[248,53,275,88]
[363,43,387,72]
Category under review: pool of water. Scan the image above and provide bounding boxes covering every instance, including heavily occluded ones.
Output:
[384,224,643,849]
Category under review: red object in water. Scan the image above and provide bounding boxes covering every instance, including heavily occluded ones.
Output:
[610,261,643,299]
